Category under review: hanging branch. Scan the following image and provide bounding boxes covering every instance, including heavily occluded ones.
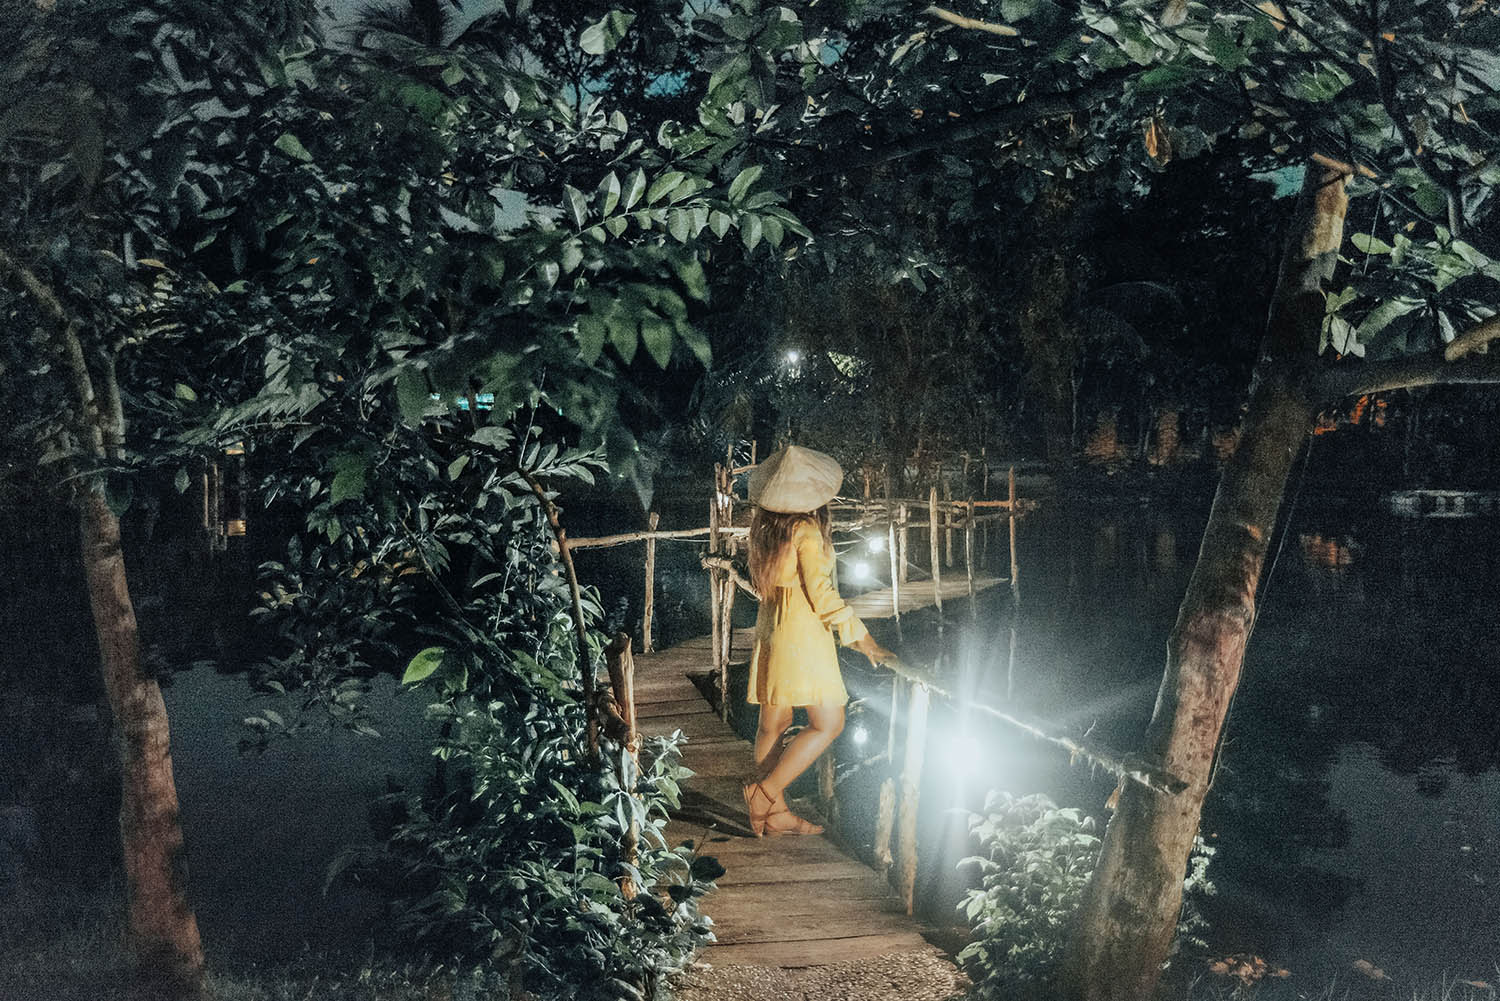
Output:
[923,5,1020,36]
[522,471,600,760]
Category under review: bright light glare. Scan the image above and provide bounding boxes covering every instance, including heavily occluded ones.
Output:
[851,560,872,581]
[867,535,886,553]
[851,725,869,746]
[947,734,984,775]
[784,349,801,364]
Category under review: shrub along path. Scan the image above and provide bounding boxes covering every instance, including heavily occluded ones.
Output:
[636,628,940,969]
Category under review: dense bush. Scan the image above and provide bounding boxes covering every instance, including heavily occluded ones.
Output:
[958,791,1214,998]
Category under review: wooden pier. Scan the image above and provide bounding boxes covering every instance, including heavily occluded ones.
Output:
[636,629,931,967]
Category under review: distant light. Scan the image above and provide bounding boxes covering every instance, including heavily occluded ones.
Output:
[947,734,983,775]
[867,535,886,553]
[851,725,869,746]
[851,560,872,582]
[784,349,801,364]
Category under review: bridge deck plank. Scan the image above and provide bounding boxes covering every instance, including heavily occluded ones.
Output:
[632,633,938,971]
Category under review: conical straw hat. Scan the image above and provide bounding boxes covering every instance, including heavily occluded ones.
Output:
[749,445,844,513]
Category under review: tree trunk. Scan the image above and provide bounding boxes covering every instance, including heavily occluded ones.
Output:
[1059,163,1349,1001]
[82,488,205,998]
[0,250,207,997]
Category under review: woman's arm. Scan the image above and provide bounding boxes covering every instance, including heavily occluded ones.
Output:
[795,522,869,646]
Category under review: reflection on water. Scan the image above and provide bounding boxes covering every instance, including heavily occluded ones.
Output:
[987,499,1500,983]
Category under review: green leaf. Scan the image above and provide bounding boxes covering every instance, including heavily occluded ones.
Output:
[1350,232,1393,255]
[646,171,686,204]
[667,209,692,243]
[709,210,732,239]
[727,164,763,204]
[448,454,470,480]
[577,313,608,364]
[273,132,313,163]
[611,319,638,363]
[740,214,763,251]
[1134,64,1196,94]
[395,368,432,422]
[1002,0,1039,20]
[677,258,709,301]
[579,10,637,55]
[329,453,368,505]
[564,184,589,228]
[641,315,674,367]
[678,325,712,367]
[762,215,785,248]
[403,647,446,685]
[599,172,622,216]
[622,168,647,211]
[174,467,191,494]
[174,382,198,402]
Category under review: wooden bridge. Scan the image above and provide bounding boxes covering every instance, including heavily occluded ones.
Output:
[636,626,934,967]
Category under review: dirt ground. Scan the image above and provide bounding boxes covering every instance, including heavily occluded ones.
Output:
[672,946,969,1001]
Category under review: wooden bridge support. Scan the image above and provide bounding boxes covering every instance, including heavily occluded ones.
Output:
[896,681,930,915]
[642,511,658,653]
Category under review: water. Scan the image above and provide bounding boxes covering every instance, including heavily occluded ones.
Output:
[607,489,1500,983]
[875,496,1500,984]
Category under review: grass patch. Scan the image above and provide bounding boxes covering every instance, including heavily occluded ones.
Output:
[0,878,468,1001]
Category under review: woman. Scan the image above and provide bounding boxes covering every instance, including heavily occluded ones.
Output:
[742,445,893,836]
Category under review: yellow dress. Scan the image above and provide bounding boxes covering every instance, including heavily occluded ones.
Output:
[748,519,869,707]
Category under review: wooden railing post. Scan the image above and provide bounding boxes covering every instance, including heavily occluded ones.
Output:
[928,486,943,618]
[887,516,902,639]
[874,675,902,872]
[943,476,954,568]
[965,499,976,605]
[1008,466,1020,700]
[1008,466,1020,602]
[897,681,930,915]
[898,504,909,586]
[709,469,724,716]
[606,633,640,898]
[818,749,838,832]
[642,511,659,653]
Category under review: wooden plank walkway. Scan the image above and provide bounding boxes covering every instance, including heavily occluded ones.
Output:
[636,627,931,967]
[846,575,1004,619]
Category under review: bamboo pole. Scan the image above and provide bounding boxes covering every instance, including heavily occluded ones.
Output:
[522,473,600,760]
[873,776,896,873]
[888,516,902,637]
[981,451,991,563]
[605,633,640,897]
[1008,466,1020,601]
[569,525,743,550]
[898,504,909,586]
[965,499,976,602]
[897,681,929,915]
[880,655,1187,796]
[928,485,943,618]
[708,475,723,717]
[642,511,659,653]
[943,477,954,568]
[818,750,838,831]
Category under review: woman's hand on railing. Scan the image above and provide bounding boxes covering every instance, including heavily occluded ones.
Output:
[850,633,897,668]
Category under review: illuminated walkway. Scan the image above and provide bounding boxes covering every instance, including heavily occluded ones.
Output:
[637,628,930,968]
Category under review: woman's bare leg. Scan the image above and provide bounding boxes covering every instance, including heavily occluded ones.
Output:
[760,703,844,802]
[753,704,794,782]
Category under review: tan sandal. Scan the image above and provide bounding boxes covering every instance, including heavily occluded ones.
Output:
[742,781,777,837]
[764,805,823,837]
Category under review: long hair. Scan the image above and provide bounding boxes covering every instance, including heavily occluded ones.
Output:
[749,505,832,598]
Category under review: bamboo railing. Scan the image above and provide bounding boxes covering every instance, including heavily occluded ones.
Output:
[568,454,1036,718]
